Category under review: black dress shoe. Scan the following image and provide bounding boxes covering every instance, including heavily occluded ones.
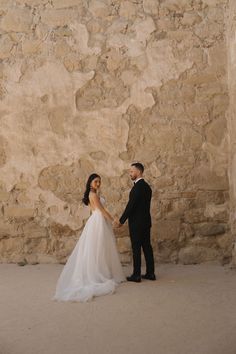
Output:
[141,274,156,281]
[126,275,141,282]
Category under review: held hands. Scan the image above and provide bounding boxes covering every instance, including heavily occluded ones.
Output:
[112,217,122,229]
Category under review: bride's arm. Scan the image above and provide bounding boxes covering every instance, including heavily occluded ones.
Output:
[89,193,114,222]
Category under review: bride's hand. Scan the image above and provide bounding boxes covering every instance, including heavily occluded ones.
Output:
[112,218,121,228]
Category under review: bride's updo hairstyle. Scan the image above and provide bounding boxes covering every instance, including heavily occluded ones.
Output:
[82,173,101,206]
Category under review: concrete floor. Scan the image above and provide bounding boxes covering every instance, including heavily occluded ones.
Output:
[0,263,236,354]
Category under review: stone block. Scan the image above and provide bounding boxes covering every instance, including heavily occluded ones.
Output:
[52,0,82,9]
[178,246,220,264]
[23,222,48,238]
[194,222,226,237]
[1,8,32,32]
[40,9,77,27]
[117,237,131,253]
[181,12,202,26]
[119,253,131,264]
[179,223,195,242]
[0,237,24,257]
[0,35,13,59]
[155,177,174,189]
[22,39,42,56]
[192,166,229,191]
[205,117,227,146]
[216,233,233,250]
[143,0,159,15]
[0,138,7,167]
[89,1,110,18]
[4,207,36,219]
[184,208,208,223]
[204,203,228,222]
[162,192,196,200]
[119,1,136,19]
[0,190,10,202]
[36,254,57,263]
[157,219,181,241]
[0,221,16,238]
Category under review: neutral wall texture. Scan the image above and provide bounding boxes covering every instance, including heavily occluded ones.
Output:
[0,0,233,265]
[227,0,236,266]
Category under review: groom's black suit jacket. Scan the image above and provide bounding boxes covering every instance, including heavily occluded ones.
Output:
[120,179,152,233]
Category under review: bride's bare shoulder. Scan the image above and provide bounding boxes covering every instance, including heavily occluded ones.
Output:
[89,191,98,201]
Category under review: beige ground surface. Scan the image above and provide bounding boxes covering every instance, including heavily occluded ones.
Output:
[0,263,236,354]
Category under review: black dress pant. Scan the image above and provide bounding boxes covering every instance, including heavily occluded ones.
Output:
[129,226,155,276]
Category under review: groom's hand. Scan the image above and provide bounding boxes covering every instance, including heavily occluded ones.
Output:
[113,218,122,228]
[116,221,122,228]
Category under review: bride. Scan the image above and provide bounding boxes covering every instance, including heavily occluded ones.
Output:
[53,173,126,302]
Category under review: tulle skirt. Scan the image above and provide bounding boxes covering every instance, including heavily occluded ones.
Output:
[53,210,126,302]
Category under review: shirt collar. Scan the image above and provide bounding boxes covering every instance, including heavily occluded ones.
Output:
[134,177,143,184]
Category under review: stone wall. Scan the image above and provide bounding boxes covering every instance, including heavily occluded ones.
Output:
[0,0,232,265]
[227,0,236,266]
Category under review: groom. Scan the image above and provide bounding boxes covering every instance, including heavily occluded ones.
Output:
[116,162,156,282]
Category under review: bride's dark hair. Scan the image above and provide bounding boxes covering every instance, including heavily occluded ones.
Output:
[82,173,101,206]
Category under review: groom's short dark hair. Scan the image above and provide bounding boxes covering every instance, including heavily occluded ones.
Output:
[131,162,144,173]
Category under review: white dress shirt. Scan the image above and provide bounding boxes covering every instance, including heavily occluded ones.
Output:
[134,177,144,184]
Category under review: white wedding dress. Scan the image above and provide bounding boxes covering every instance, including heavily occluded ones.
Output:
[53,198,125,302]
